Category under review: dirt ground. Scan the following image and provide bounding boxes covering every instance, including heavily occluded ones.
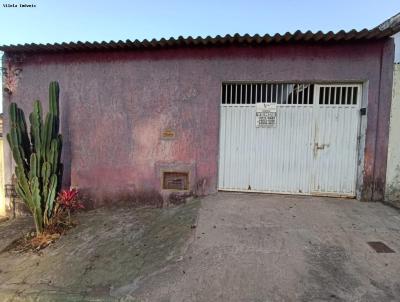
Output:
[0,200,200,301]
[1,193,400,301]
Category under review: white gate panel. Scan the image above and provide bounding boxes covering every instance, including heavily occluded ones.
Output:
[249,105,314,193]
[219,105,314,194]
[219,106,254,189]
[312,85,361,196]
[218,83,361,197]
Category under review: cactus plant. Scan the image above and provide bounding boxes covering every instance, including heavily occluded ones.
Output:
[7,81,63,234]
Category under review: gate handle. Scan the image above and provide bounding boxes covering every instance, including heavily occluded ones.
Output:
[315,143,329,150]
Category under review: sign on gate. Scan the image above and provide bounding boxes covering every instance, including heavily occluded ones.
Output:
[256,103,277,128]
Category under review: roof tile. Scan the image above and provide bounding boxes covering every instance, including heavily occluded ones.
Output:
[0,26,398,53]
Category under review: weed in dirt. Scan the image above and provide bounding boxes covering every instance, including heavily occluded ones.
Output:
[1,220,78,254]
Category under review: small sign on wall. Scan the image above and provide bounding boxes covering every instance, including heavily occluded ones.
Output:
[161,128,176,140]
[256,103,277,128]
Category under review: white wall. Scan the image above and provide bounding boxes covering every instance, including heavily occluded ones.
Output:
[0,53,3,215]
[395,33,400,63]
[0,51,3,113]
[386,64,400,205]
[0,140,4,216]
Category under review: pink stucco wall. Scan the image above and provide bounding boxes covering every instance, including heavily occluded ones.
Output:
[3,39,394,206]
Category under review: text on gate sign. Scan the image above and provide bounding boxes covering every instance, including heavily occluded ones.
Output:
[256,103,277,128]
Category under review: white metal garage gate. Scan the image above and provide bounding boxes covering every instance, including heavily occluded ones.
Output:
[218,83,362,196]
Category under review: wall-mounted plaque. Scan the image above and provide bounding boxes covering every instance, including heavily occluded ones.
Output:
[161,128,176,139]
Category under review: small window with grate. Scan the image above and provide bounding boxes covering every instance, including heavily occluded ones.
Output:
[318,86,358,105]
[162,172,189,191]
[221,83,314,105]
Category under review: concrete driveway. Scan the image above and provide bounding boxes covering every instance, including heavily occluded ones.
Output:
[136,192,400,302]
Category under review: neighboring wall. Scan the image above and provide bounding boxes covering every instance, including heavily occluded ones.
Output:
[2,39,394,208]
[0,115,4,216]
[386,64,400,206]
[0,139,4,216]
[394,33,400,63]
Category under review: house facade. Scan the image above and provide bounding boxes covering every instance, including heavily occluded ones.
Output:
[1,21,399,211]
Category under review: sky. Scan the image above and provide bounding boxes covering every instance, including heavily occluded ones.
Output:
[0,0,399,45]
[0,0,400,111]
